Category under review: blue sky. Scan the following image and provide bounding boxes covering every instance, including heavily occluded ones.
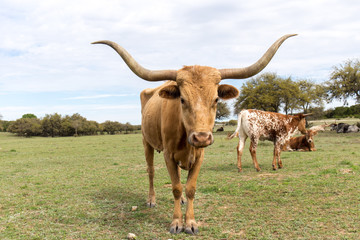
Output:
[1,0,359,124]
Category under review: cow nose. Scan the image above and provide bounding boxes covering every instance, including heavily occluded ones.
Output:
[189,132,214,148]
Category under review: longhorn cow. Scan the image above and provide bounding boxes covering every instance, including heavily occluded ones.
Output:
[92,34,296,234]
[228,109,310,172]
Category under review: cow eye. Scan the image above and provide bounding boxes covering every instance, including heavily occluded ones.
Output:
[180,97,185,104]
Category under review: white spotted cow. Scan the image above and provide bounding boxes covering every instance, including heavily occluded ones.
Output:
[228,109,311,172]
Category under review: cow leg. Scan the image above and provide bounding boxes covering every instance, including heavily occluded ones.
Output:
[178,166,186,205]
[164,152,184,234]
[249,140,261,172]
[184,150,204,235]
[236,135,247,172]
[143,140,156,207]
[273,143,282,170]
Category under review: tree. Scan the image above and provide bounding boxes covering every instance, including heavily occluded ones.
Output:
[278,77,301,114]
[0,114,3,131]
[234,73,282,114]
[41,113,62,137]
[102,121,121,134]
[325,59,360,104]
[234,73,326,115]
[70,113,88,136]
[234,73,303,114]
[298,80,325,113]
[8,118,42,137]
[216,101,230,120]
[22,113,37,119]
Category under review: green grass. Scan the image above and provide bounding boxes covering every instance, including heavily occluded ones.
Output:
[1,130,360,239]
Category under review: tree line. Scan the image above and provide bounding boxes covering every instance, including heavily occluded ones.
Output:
[0,113,141,137]
[216,59,360,120]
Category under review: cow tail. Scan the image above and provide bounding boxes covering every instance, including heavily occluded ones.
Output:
[227,113,241,140]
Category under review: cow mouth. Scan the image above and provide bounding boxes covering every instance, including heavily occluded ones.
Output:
[188,131,214,148]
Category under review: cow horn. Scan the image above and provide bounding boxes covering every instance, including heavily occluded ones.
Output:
[92,40,177,81]
[219,34,297,80]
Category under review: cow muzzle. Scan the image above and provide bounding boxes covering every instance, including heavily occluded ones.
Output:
[188,132,214,148]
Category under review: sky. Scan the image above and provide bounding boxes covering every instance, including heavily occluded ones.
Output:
[1,0,359,124]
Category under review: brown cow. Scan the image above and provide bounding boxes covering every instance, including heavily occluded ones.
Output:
[92,34,296,234]
[282,129,318,151]
[228,109,310,172]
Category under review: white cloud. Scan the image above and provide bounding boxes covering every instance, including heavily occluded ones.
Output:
[64,94,136,100]
[1,0,360,122]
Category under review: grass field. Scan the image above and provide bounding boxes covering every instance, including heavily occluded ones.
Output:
[1,128,359,239]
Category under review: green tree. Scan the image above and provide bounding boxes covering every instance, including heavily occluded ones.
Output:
[278,77,301,114]
[216,100,231,120]
[234,73,282,113]
[41,113,62,137]
[234,73,303,114]
[22,113,37,119]
[8,118,42,137]
[298,80,325,113]
[1,121,11,132]
[325,59,360,104]
[102,121,121,135]
[70,113,88,136]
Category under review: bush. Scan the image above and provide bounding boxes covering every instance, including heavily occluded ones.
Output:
[227,120,238,126]
[7,113,141,137]
[8,118,42,137]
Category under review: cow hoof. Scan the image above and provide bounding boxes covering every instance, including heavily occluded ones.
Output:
[256,168,261,172]
[185,226,198,235]
[169,220,184,234]
[237,168,242,173]
[146,202,156,208]
[184,220,198,235]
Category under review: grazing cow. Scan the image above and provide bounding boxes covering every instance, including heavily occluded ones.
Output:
[228,109,310,172]
[282,129,318,152]
[92,34,296,234]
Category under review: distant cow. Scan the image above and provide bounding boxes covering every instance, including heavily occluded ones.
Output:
[228,109,310,172]
[336,123,349,133]
[347,124,359,133]
[309,123,330,132]
[330,123,359,133]
[282,129,318,152]
[216,126,224,132]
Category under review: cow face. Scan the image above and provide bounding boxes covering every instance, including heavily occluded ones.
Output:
[159,66,239,148]
[294,114,308,134]
[305,129,318,144]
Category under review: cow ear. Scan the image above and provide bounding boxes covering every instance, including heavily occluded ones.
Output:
[159,85,180,99]
[313,130,318,136]
[218,84,239,100]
